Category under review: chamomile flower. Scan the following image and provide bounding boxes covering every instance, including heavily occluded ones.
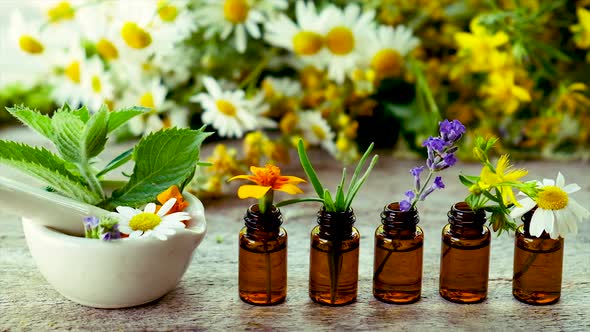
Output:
[50,42,87,107]
[8,11,53,58]
[265,1,326,62]
[80,56,114,111]
[510,173,590,239]
[36,0,83,25]
[191,76,274,138]
[318,4,376,83]
[112,1,163,61]
[77,8,125,64]
[365,25,420,78]
[122,78,169,136]
[153,0,198,43]
[297,110,336,154]
[115,198,190,241]
[195,0,277,53]
[262,76,303,99]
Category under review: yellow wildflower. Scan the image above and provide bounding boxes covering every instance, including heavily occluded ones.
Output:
[455,17,510,72]
[555,82,590,114]
[480,70,531,115]
[571,7,590,49]
[478,154,528,206]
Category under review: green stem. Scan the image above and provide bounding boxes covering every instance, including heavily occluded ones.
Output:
[275,197,325,207]
[238,48,278,91]
[410,170,434,210]
[258,190,274,215]
[80,163,104,201]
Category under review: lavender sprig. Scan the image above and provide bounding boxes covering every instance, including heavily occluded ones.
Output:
[400,119,465,211]
[83,216,121,241]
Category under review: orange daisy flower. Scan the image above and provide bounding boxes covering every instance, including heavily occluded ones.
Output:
[156,185,189,214]
[229,164,306,199]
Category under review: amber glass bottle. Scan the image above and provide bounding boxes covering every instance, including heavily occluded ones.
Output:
[239,204,287,305]
[373,202,424,304]
[439,202,490,304]
[513,209,564,305]
[309,208,360,306]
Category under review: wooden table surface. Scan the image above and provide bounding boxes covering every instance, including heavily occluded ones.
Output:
[1,127,589,331]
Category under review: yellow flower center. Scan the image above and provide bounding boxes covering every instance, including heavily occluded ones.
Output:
[292,31,323,56]
[139,92,155,108]
[325,26,355,55]
[129,212,162,232]
[19,35,44,54]
[65,61,81,83]
[158,1,179,22]
[216,99,237,116]
[537,186,569,210]
[371,48,403,77]
[96,38,119,60]
[311,124,327,140]
[121,22,152,49]
[47,1,75,23]
[223,0,249,24]
[91,75,102,93]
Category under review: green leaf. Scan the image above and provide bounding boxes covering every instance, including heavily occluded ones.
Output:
[106,128,211,209]
[347,143,374,196]
[97,147,133,178]
[71,105,90,123]
[334,168,346,210]
[0,140,101,204]
[6,105,53,140]
[344,155,379,210]
[323,189,335,212]
[107,106,148,133]
[83,108,109,159]
[297,140,325,198]
[51,111,86,163]
[459,174,476,187]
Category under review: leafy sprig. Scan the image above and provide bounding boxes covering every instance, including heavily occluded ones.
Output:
[277,140,378,212]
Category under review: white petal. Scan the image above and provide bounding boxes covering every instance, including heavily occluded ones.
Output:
[549,213,559,239]
[156,227,176,235]
[154,232,167,241]
[530,209,551,237]
[116,206,138,219]
[568,199,590,220]
[235,24,246,53]
[556,172,565,188]
[118,225,132,234]
[562,183,581,194]
[202,76,222,98]
[160,219,188,229]
[542,179,555,186]
[245,21,260,39]
[510,197,536,219]
[158,198,177,217]
[144,203,157,213]
[129,230,143,238]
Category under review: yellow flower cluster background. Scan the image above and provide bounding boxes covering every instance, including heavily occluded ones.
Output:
[1,0,589,196]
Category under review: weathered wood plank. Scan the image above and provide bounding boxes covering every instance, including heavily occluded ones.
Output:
[0,127,589,331]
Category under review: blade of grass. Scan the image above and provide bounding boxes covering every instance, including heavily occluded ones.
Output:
[323,189,335,212]
[297,140,325,198]
[344,155,379,210]
[334,168,346,211]
[347,143,374,195]
[275,197,325,207]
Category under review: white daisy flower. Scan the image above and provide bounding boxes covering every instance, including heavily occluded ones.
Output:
[35,0,84,25]
[510,172,590,239]
[8,10,55,58]
[364,25,420,78]
[265,0,326,63]
[115,198,189,241]
[262,76,303,98]
[152,45,197,87]
[190,76,274,138]
[121,78,169,136]
[297,110,336,154]
[80,56,115,111]
[195,0,277,53]
[152,0,198,43]
[76,7,126,64]
[50,42,87,107]
[318,3,376,84]
[112,1,165,61]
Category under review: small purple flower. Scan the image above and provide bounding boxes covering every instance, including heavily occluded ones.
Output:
[405,190,416,200]
[422,137,447,152]
[433,176,445,189]
[439,119,466,143]
[83,216,99,231]
[410,166,424,190]
[443,153,457,167]
[400,200,411,212]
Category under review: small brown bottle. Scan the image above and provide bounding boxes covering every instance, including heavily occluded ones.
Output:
[239,204,287,305]
[439,202,490,303]
[513,209,564,305]
[309,208,360,306]
[373,202,424,304]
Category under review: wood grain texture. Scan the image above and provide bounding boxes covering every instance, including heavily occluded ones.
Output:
[0,127,589,331]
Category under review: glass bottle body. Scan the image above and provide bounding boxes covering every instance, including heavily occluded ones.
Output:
[239,205,287,305]
[373,202,423,304]
[309,209,359,306]
[513,210,564,305]
[439,202,490,304]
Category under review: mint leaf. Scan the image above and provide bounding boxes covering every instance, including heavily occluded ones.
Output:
[51,111,85,163]
[106,128,211,209]
[71,105,90,123]
[0,140,101,204]
[97,148,134,177]
[107,106,148,133]
[83,108,109,159]
[6,105,53,140]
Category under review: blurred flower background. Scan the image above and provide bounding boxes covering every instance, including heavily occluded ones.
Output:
[0,0,589,196]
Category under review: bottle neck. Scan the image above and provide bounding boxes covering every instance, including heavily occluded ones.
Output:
[317,207,355,240]
[381,202,419,235]
[447,202,487,237]
[244,204,283,238]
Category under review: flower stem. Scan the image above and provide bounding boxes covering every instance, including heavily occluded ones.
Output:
[258,190,274,215]
[410,170,434,210]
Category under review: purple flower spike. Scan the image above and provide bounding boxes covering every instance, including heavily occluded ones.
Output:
[405,190,416,200]
[439,119,466,143]
[400,200,411,212]
[422,137,447,152]
[410,166,425,190]
[83,216,99,229]
[443,153,457,167]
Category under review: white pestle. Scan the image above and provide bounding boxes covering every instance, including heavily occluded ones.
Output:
[0,176,107,236]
